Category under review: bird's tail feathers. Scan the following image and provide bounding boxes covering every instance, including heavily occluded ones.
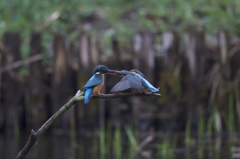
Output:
[142,78,159,92]
[84,88,93,104]
[149,87,159,92]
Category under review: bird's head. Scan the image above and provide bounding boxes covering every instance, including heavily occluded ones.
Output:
[94,65,109,74]
[94,65,123,76]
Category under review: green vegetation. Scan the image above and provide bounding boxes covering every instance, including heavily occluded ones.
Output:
[94,123,239,159]
[1,0,240,55]
[124,125,138,149]
[185,114,192,144]
[227,94,235,133]
[2,0,240,34]
[235,83,240,130]
[207,104,222,136]
[113,124,122,159]
[100,125,105,158]
[198,111,204,139]
[157,135,177,159]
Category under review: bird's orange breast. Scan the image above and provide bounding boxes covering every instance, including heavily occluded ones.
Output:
[92,74,104,95]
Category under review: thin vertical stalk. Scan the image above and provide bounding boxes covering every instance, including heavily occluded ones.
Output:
[228,94,234,133]
[100,125,105,159]
[113,123,122,159]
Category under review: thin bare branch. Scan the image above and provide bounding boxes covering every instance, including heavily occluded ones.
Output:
[91,92,161,99]
[0,54,43,74]
[37,11,61,32]
[136,134,154,151]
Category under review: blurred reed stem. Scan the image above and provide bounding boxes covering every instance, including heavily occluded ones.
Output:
[198,112,204,139]
[124,125,138,149]
[106,121,112,153]
[213,104,222,134]
[113,123,122,159]
[234,82,240,130]
[100,125,105,158]
[185,114,191,144]
[227,94,234,133]
[13,117,20,139]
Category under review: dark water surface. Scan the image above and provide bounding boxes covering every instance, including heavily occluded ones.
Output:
[0,132,238,159]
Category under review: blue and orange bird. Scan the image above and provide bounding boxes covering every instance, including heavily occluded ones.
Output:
[83,65,121,104]
[110,69,159,93]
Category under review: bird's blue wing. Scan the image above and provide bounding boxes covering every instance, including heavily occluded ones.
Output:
[83,74,103,88]
[110,74,143,92]
[110,76,131,92]
[127,74,143,90]
[132,69,148,80]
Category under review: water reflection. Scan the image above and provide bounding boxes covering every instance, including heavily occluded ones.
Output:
[0,132,237,159]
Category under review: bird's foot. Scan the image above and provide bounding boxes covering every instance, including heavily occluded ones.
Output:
[99,94,104,97]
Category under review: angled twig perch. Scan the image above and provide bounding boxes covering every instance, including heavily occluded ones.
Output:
[15,90,161,159]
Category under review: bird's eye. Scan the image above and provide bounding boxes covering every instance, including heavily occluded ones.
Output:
[96,72,100,74]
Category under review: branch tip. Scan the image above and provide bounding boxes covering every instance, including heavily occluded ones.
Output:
[155,93,161,96]
[31,129,35,135]
[75,90,81,96]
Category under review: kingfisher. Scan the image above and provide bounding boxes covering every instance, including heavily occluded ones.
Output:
[110,69,159,93]
[83,65,121,104]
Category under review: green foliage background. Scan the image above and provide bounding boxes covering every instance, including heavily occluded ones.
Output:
[1,0,240,32]
[1,0,240,57]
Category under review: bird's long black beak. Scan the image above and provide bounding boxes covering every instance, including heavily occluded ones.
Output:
[107,70,123,77]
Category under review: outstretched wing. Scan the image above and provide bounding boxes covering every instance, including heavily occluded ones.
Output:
[110,74,143,92]
[83,74,103,88]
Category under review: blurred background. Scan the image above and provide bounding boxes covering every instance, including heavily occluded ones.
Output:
[1,0,240,159]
